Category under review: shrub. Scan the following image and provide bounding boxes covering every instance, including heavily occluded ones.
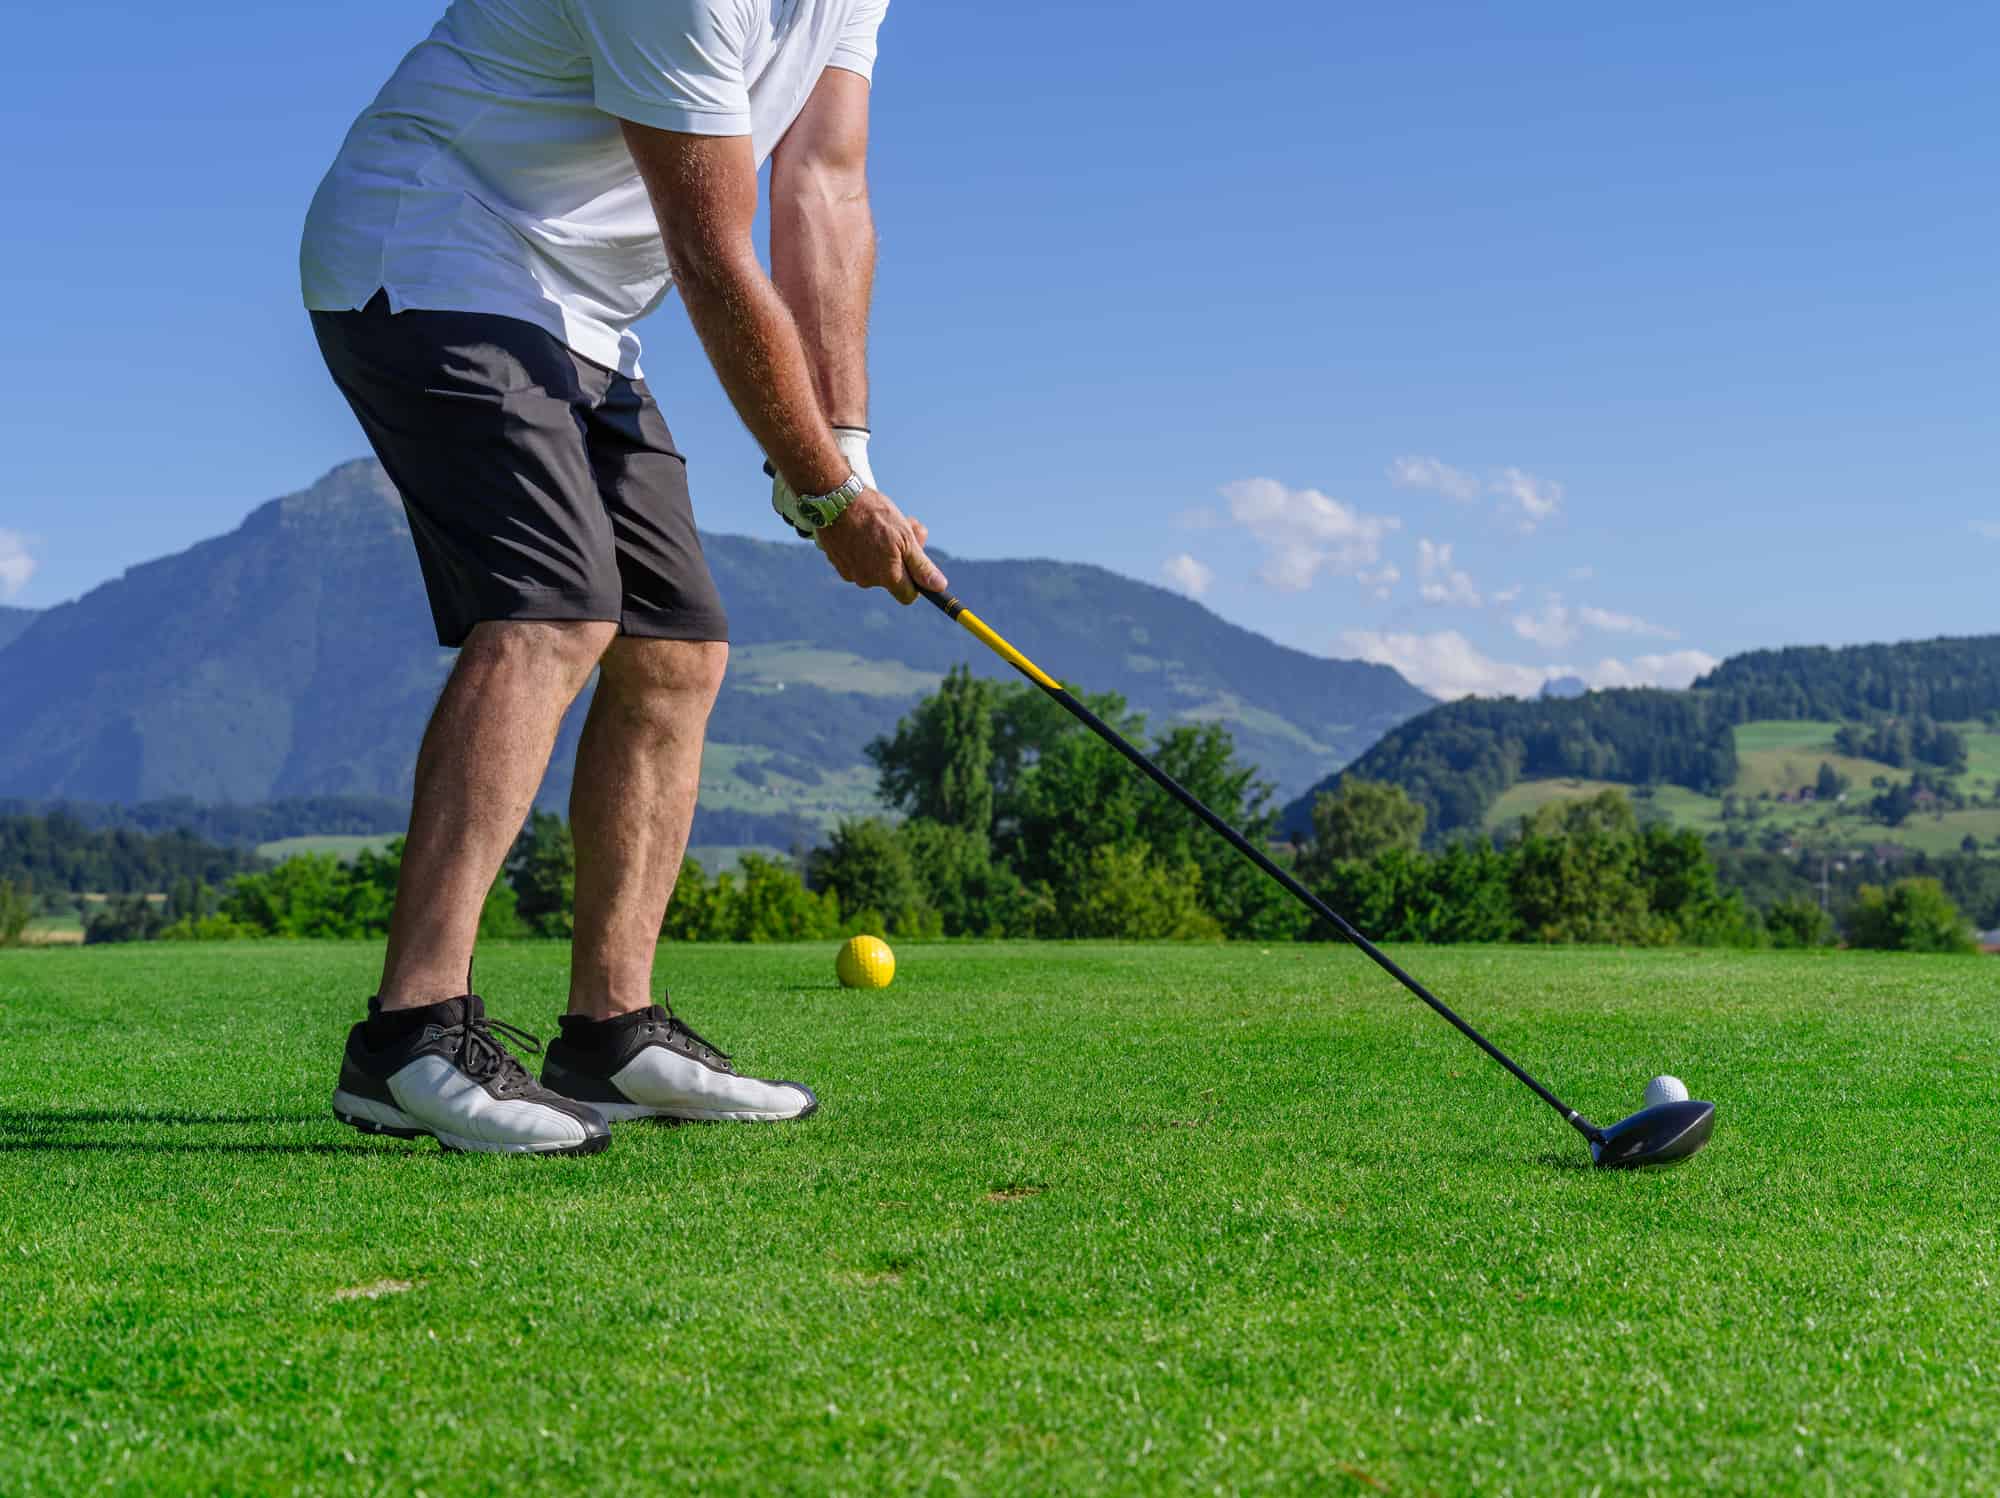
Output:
[1845,879,1976,954]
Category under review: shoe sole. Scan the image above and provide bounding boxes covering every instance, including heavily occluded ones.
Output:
[592,1085,819,1126]
[332,1090,609,1157]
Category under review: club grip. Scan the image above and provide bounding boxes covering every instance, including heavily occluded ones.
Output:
[921,587,965,620]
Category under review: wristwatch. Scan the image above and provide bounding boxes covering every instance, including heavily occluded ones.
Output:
[787,471,867,532]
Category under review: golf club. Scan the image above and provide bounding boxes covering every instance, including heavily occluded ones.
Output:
[919,586,1715,1169]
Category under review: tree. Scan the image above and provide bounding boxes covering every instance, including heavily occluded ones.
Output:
[1140,724,1305,941]
[1638,824,1757,946]
[1071,845,1220,940]
[662,857,730,942]
[1299,779,1426,879]
[1764,898,1831,949]
[1845,878,1976,954]
[727,854,841,942]
[0,879,31,946]
[808,818,930,933]
[1815,762,1847,801]
[867,665,997,832]
[900,819,1029,936]
[508,812,575,938]
[85,894,167,944]
[1508,791,1658,944]
[220,855,363,938]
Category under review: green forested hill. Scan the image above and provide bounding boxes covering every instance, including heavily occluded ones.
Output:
[1694,637,2000,721]
[0,461,1430,844]
[1279,689,1738,838]
[1281,634,2000,847]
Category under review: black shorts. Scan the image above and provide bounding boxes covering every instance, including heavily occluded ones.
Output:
[310,292,728,648]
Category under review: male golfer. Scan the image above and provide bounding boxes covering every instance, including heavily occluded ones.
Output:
[301,0,941,1154]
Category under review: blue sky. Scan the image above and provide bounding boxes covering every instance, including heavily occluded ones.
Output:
[1,1,1993,697]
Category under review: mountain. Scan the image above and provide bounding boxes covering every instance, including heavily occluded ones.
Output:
[1539,674,1588,701]
[0,461,1432,842]
[0,606,37,652]
[1280,633,2000,849]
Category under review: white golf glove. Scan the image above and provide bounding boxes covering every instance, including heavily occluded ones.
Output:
[770,427,875,536]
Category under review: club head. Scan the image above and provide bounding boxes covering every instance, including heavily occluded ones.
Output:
[1589,1099,1715,1169]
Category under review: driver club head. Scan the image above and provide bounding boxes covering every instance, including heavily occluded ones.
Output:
[1589,1099,1716,1169]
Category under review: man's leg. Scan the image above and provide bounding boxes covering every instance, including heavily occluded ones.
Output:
[380,619,617,1007]
[543,633,816,1122]
[565,635,727,1018]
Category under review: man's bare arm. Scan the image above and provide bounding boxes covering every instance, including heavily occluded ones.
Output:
[769,68,874,427]
[621,122,848,496]
[619,120,942,602]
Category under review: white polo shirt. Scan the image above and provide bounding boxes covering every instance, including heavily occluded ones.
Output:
[301,0,886,375]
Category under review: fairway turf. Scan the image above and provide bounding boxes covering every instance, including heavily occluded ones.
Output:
[2,942,1997,1493]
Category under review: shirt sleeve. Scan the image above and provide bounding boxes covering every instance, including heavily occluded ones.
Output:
[828,0,888,81]
[570,0,758,135]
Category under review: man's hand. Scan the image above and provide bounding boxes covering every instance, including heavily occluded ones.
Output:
[815,489,946,605]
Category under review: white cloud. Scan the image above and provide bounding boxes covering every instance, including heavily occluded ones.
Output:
[1341,630,1551,699]
[1338,629,1720,700]
[1514,593,1678,646]
[1568,565,1595,581]
[1577,605,1678,639]
[1973,521,2000,541]
[1173,506,1221,530]
[1512,595,1578,647]
[1221,477,1401,593]
[1160,552,1214,599]
[1580,651,1721,690]
[0,530,36,599]
[1491,583,1523,605]
[1357,564,1401,601]
[1490,467,1563,530]
[1415,538,1481,607]
[1388,455,1481,502]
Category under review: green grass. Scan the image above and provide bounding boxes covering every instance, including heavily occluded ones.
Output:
[728,642,943,698]
[696,742,884,827]
[255,833,400,863]
[1487,721,2000,861]
[2,942,1997,1493]
[1729,720,1890,799]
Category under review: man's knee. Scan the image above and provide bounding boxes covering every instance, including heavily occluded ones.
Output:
[598,638,729,715]
[458,620,617,694]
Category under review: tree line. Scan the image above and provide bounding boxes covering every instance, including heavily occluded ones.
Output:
[1695,635,2000,723]
[6,668,1983,956]
[0,796,407,849]
[0,810,263,895]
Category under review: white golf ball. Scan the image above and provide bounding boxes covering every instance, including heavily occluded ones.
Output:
[1644,1074,1690,1108]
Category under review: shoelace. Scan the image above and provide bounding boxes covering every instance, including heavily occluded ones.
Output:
[656,997,731,1069]
[449,1005,544,1089]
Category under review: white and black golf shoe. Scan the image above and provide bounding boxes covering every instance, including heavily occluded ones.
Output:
[333,995,610,1155]
[541,1000,818,1124]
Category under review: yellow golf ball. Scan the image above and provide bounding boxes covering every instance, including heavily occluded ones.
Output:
[836,934,895,989]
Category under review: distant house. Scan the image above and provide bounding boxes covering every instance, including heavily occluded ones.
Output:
[1980,930,2000,956]
[1869,844,1908,864]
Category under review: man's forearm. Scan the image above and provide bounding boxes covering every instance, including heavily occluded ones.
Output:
[671,248,851,497]
[771,169,875,429]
